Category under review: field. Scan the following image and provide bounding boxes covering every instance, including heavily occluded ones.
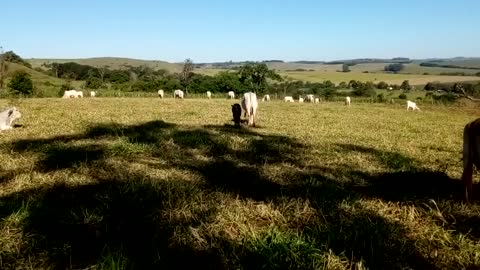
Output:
[0,98,479,269]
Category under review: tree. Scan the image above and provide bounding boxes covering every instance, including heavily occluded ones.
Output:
[342,64,350,72]
[238,63,282,94]
[377,81,388,89]
[400,80,411,91]
[181,58,194,96]
[8,70,33,95]
[384,63,404,73]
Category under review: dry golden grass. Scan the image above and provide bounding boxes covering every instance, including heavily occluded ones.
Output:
[0,98,479,269]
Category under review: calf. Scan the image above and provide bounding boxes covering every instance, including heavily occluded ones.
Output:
[228,91,235,99]
[314,98,320,103]
[262,95,270,102]
[174,89,184,99]
[207,91,212,99]
[345,96,351,106]
[90,91,96,97]
[232,104,242,128]
[158,89,164,98]
[299,97,304,103]
[0,107,22,131]
[407,100,420,111]
[284,96,294,102]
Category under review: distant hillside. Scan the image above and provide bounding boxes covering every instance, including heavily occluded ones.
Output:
[27,57,182,72]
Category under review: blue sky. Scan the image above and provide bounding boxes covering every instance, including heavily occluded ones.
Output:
[2,0,479,62]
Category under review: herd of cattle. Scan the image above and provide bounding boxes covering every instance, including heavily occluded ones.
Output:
[61,89,421,111]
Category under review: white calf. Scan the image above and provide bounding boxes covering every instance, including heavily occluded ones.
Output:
[228,91,235,99]
[0,107,22,131]
[241,92,258,127]
[207,91,212,99]
[306,94,315,102]
[407,100,420,111]
[299,97,304,103]
[262,95,270,102]
[174,89,184,99]
[63,90,83,98]
[345,96,351,106]
[90,91,96,97]
[158,89,164,98]
[284,96,294,102]
[314,98,320,103]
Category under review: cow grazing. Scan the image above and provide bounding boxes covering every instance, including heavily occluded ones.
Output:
[262,95,270,102]
[345,96,351,106]
[284,96,294,102]
[407,100,420,111]
[158,89,164,98]
[63,90,83,98]
[241,92,258,127]
[299,97,304,103]
[174,89,184,99]
[314,98,320,103]
[461,118,480,202]
[231,103,242,128]
[228,91,235,99]
[0,107,22,131]
[90,91,96,97]
[306,94,315,102]
[207,91,212,99]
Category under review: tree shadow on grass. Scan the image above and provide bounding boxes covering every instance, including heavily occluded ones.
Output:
[0,121,476,269]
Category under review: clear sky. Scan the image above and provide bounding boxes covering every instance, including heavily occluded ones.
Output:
[2,0,479,62]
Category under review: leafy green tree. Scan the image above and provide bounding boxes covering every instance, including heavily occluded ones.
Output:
[8,70,33,95]
[85,76,103,89]
[181,58,194,96]
[338,81,347,89]
[238,63,282,94]
[400,80,411,91]
[376,81,388,89]
[384,63,404,73]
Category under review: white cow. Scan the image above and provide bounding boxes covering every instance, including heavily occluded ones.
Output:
[63,90,83,98]
[345,96,351,106]
[174,89,184,99]
[90,91,96,97]
[284,96,294,102]
[0,107,22,131]
[314,98,320,103]
[158,89,164,98]
[306,94,315,103]
[262,95,270,102]
[407,100,420,111]
[299,97,304,103]
[228,91,235,99]
[206,91,212,99]
[241,92,258,127]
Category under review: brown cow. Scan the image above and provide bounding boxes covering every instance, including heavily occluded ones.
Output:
[231,103,242,128]
[461,118,480,202]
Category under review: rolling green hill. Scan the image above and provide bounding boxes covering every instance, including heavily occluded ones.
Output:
[27,57,182,72]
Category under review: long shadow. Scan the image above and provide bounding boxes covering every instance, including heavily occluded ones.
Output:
[1,121,476,269]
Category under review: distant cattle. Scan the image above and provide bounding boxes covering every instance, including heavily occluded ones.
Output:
[90,91,96,97]
[345,96,351,106]
[306,94,315,102]
[284,96,294,102]
[299,97,304,103]
[174,89,184,99]
[241,92,258,127]
[63,90,83,98]
[407,100,420,111]
[262,95,270,102]
[314,98,320,103]
[228,91,235,99]
[231,103,242,128]
[0,107,22,131]
[207,91,212,99]
[158,89,164,98]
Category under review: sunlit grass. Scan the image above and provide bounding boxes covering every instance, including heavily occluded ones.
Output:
[0,98,479,269]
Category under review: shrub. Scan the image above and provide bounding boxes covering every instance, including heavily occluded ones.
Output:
[7,70,33,95]
[377,81,388,89]
[377,93,385,102]
[398,93,407,99]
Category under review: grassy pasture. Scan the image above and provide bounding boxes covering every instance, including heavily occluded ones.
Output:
[0,98,480,269]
